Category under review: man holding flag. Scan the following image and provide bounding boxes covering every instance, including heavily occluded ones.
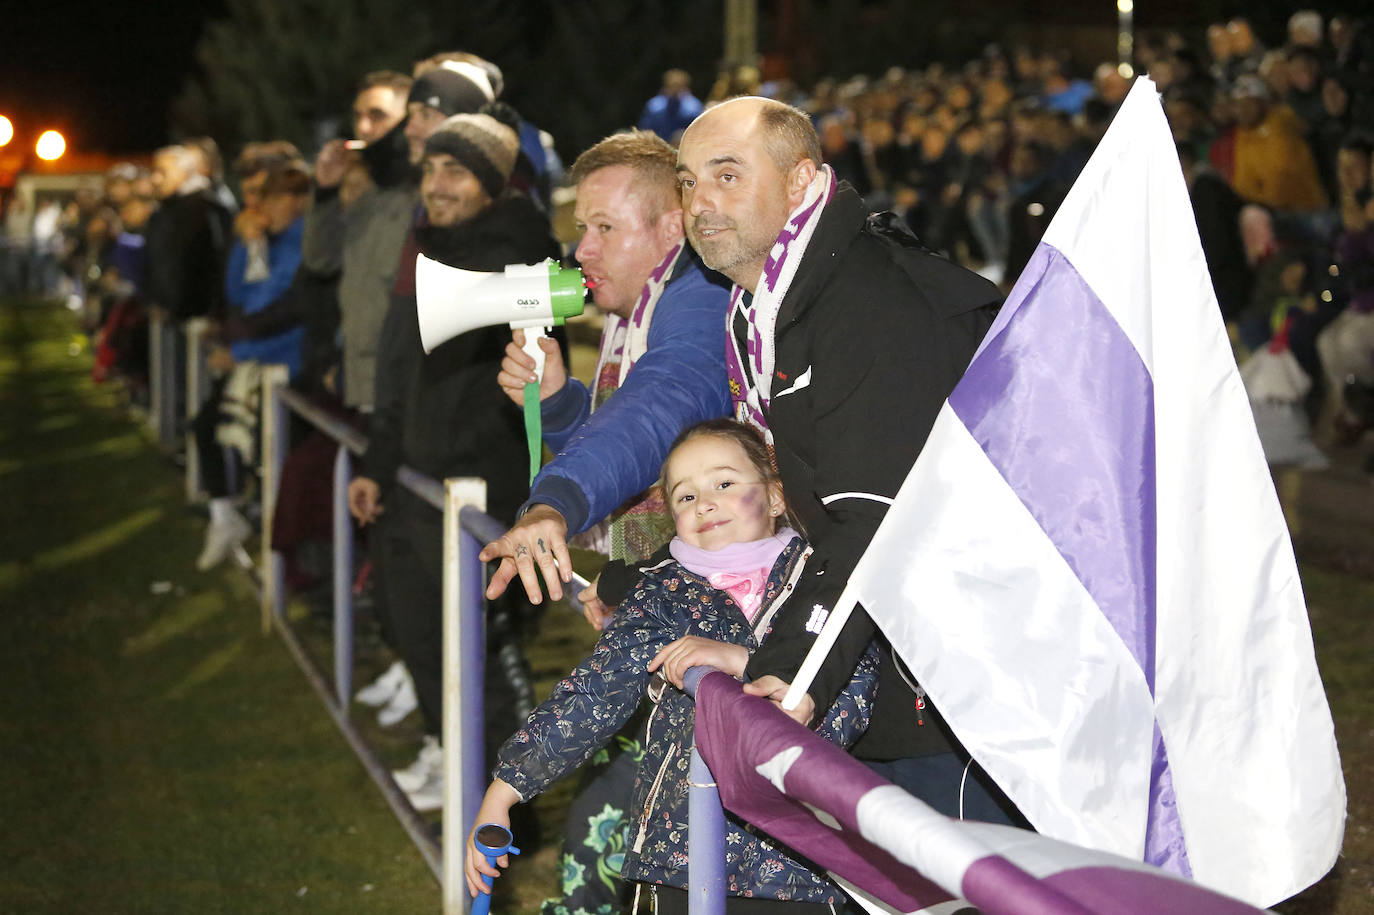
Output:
[675,97,1013,821]
[683,81,1343,909]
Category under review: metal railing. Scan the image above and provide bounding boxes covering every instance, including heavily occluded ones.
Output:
[148,325,724,913]
[255,367,602,913]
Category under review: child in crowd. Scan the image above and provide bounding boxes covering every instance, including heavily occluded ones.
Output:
[466,419,876,914]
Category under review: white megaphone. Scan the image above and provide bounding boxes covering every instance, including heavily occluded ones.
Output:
[415,255,586,481]
[415,255,586,362]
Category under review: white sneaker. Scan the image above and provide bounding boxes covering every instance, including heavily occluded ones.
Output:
[406,769,444,813]
[392,735,442,793]
[378,674,418,727]
[356,660,409,707]
[196,510,252,571]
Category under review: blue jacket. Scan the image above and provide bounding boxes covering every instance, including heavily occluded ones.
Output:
[224,217,305,377]
[493,537,877,904]
[525,250,731,533]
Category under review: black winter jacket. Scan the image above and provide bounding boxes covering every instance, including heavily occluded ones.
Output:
[739,183,1001,760]
[144,189,232,321]
[361,191,560,528]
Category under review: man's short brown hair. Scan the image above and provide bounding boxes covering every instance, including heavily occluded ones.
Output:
[357,70,413,96]
[261,164,311,198]
[233,140,304,179]
[569,130,680,224]
[756,100,823,174]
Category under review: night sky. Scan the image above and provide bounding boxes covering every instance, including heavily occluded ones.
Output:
[2,2,223,154]
[1,1,1357,159]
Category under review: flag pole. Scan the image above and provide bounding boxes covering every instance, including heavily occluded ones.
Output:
[781,584,861,711]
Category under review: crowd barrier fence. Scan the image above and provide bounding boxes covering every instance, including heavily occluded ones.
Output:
[144,322,738,914]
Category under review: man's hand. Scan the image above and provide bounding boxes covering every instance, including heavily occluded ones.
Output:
[207,344,235,374]
[744,675,816,727]
[347,477,384,525]
[648,636,749,688]
[496,329,567,407]
[314,139,350,189]
[478,504,572,603]
[578,575,614,631]
[233,208,267,242]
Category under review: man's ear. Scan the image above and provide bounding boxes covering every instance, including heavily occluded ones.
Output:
[660,207,685,247]
[786,158,818,207]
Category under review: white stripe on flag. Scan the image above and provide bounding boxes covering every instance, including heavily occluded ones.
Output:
[848,404,1157,858]
[1046,78,1344,904]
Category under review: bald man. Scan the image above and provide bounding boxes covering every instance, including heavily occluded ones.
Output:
[676,98,1019,823]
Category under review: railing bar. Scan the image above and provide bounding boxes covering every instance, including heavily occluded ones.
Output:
[274,612,443,881]
[276,387,368,454]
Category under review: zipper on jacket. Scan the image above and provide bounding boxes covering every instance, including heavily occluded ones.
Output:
[632,740,680,855]
[751,544,813,638]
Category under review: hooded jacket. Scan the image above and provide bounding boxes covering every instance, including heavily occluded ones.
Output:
[301,119,418,409]
[738,183,1001,761]
[494,536,877,904]
[360,190,559,528]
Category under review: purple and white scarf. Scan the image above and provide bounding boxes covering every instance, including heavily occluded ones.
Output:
[726,165,836,444]
[575,242,685,561]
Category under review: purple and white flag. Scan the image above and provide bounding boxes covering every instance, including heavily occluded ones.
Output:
[820,77,1344,907]
[694,671,1267,914]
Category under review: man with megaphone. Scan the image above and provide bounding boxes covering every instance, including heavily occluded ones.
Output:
[477,129,732,915]
[479,131,733,615]
[345,111,562,813]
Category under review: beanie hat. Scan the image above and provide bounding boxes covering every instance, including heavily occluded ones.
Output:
[423,113,520,198]
[407,61,495,118]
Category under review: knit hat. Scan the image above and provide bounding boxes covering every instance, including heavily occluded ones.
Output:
[423,113,520,198]
[407,62,495,118]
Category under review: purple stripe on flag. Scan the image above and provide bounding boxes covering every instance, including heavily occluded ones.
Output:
[949,242,1158,685]
[1040,866,1264,914]
[948,242,1192,877]
[963,856,1264,915]
[961,855,1095,915]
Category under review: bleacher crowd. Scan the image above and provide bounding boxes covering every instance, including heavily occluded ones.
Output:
[2,11,1370,913]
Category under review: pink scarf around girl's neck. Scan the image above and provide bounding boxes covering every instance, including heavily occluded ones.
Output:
[669,529,798,622]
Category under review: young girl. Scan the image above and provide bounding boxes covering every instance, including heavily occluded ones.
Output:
[466,419,876,913]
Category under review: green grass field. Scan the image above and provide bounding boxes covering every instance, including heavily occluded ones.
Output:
[1,297,1369,913]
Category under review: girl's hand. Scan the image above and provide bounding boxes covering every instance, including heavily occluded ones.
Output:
[465,781,521,898]
[579,574,614,631]
[648,636,748,688]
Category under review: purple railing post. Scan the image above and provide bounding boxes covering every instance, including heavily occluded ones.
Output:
[332,445,354,708]
[442,478,488,915]
[683,666,727,915]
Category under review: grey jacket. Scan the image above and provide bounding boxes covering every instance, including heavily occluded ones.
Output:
[302,182,417,409]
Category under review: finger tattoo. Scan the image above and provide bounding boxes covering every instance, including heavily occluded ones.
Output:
[516,545,529,558]
[537,538,547,553]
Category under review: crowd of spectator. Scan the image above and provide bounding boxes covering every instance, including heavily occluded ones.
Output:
[0,9,1370,910]
[730,12,1373,464]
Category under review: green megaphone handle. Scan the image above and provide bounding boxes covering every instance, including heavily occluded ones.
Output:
[523,381,541,484]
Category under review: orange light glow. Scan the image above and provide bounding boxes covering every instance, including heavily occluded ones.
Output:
[36,130,66,161]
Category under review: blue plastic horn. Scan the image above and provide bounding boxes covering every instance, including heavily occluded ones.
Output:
[471,823,520,915]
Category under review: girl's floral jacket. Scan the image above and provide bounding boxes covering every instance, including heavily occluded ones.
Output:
[493,536,878,904]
